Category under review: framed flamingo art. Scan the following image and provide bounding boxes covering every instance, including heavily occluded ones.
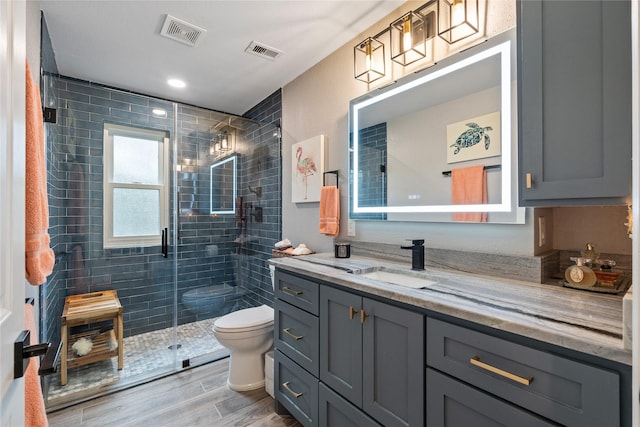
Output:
[292,135,325,203]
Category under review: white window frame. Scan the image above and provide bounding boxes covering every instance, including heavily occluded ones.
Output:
[103,123,169,248]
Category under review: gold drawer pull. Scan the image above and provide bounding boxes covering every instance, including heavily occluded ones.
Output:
[360,310,369,324]
[282,286,303,296]
[470,356,533,386]
[349,306,358,320]
[282,381,303,398]
[283,328,303,341]
[525,173,533,189]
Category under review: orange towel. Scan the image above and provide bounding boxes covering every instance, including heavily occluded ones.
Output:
[24,303,49,427]
[25,61,55,285]
[319,186,340,236]
[451,165,488,222]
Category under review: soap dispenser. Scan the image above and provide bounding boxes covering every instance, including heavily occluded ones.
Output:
[580,243,599,268]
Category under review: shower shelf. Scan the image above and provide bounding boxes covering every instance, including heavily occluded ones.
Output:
[66,329,118,368]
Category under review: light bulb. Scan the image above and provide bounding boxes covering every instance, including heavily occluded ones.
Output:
[402,16,412,52]
[452,0,465,27]
[365,40,373,71]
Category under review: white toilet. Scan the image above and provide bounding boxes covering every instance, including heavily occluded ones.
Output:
[212,304,274,391]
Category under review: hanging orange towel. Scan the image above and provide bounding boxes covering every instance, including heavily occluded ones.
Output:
[452,165,488,222]
[24,303,49,427]
[25,60,55,285]
[319,186,340,236]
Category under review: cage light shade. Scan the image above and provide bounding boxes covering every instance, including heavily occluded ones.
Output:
[390,11,426,66]
[354,37,385,83]
[438,0,479,44]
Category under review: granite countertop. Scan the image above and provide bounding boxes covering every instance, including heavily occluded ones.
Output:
[270,253,631,366]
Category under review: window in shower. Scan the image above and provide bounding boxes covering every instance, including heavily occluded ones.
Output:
[103,123,169,248]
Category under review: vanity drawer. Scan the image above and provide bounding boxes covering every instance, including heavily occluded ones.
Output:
[426,368,556,426]
[275,270,319,315]
[426,318,620,427]
[275,299,319,376]
[275,350,319,427]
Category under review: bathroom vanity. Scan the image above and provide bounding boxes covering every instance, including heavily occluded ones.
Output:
[271,254,631,427]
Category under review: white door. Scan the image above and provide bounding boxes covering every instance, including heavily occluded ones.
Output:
[0,0,26,425]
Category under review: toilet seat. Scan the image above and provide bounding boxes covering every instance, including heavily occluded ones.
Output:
[214,305,274,333]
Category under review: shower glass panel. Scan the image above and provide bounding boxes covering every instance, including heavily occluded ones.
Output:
[40,71,282,409]
[40,73,183,408]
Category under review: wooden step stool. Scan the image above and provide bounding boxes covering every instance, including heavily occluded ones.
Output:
[61,290,123,385]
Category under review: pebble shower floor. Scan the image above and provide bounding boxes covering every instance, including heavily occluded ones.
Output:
[45,318,228,409]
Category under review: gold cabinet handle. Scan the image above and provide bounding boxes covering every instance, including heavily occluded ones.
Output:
[360,310,369,324]
[525,173,533,189]
[349,306,359,320]
[470,356,533,386]
[282,381,303,398]
[283,328,303,341]
[282,286,303,296]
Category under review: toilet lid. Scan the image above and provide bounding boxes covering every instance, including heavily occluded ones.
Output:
[214,305,274,332]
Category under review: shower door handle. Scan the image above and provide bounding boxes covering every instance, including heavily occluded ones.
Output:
[177,191,181,240]
[161,228,168,258]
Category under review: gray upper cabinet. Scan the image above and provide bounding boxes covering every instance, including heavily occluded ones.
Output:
[517,0,631,206]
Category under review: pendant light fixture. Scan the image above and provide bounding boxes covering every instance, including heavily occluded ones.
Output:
[209,131,234,158]
[354,37,385,83]
[438,0,479,44]
[390,11,426,66]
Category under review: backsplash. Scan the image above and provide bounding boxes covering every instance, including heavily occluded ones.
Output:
[344,240,632,289]
[346,240,554,283]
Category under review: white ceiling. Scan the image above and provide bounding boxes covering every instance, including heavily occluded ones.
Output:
[38,0,404,116]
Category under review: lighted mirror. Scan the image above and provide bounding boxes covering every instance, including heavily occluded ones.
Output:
[210,155,237,215]
[349,29,524,223]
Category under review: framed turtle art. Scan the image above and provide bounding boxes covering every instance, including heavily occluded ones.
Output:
[446,111,501,164]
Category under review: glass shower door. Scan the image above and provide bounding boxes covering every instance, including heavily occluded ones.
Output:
[40,75,182,408]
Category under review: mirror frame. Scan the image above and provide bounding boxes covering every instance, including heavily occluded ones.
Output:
[209,154,237,215]
[350,29,518,216]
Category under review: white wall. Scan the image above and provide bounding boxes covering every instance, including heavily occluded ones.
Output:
[281,0,531,255]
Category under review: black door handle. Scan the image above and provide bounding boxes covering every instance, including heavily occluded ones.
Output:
[161,228,168,258]
[14,330,61,378]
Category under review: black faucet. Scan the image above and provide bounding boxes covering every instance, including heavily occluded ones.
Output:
[401,239,425,271]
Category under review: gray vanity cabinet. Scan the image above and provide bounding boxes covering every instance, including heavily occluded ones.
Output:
[319,285,424,427]
[426,318,621,426]
[517,0,631,206]
[274,271,320,426]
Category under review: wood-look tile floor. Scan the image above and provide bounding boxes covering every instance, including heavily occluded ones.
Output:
[47,357,302,427]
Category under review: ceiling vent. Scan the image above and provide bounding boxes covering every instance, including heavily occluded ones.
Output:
[160,14,206,47]
[244,41,283,61]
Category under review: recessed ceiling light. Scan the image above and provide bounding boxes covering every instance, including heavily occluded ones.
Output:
[167,78,186,88]
[152,108,167,117]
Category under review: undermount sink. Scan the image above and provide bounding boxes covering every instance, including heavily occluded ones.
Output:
[354,268,437,289]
